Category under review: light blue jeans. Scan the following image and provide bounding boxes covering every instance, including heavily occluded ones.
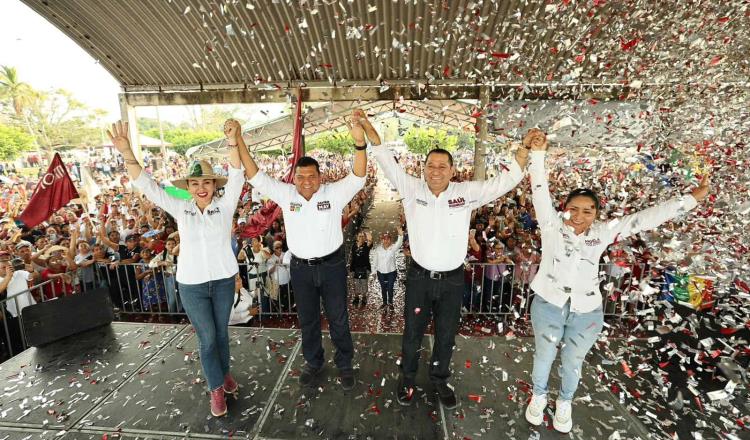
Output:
[530,294,603,401]
[178,275,236,391]
[164,274,181,313]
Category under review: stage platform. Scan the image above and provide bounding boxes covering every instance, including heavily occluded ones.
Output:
[0,323,651,439]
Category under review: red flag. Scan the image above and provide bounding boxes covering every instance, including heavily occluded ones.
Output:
[240,89,304,238]
[17,153,79,229]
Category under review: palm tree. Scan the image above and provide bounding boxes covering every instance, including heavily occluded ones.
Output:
[0,66,39,150]
[0,65,34,117]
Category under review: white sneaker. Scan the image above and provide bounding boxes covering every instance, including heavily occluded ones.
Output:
[553,398,573,433]
[524,393,547,426]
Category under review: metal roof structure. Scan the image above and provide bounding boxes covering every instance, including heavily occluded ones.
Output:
[187,99,477,156]
[20,0,749,106]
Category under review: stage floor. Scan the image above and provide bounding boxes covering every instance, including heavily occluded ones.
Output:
[0,323,651,439]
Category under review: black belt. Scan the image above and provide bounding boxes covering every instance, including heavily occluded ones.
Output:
[411,261,463,280]
[292,247,342,266]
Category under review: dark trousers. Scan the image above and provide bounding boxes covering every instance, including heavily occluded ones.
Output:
[290,250,353,371]
[1,312,26,358]
[401,265,463,386]
[377,271,397,304]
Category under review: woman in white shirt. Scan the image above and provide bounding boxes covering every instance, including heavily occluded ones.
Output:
[107,120,245,418]
[370,227,403,311]
[523,129,710,433]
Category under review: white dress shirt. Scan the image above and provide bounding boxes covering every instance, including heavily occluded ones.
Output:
[248,171,365,259]
[132,166,244,285]
[373,145,524,271]
[1,270,34,318]
[371,234,403,274]
[268,252,291,285]
[528,151,698,313]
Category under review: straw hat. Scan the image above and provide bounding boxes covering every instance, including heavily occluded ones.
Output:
[171,160,228,190]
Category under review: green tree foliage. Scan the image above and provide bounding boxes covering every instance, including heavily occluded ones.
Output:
[403,127,459,155]
[306,131,352,155]
[24,89,100,151]
[143,128,222,156]
[0,124,34,160]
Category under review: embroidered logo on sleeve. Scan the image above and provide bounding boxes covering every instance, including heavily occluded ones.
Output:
[289,202,302,212]
[448,197,465,208]
[317,201,331,211]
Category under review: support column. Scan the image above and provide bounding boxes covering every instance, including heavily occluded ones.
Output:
[472,85,490,181]
[119,93,142,163]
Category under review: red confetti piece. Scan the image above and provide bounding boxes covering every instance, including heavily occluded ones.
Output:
[620,37,640,51]
[465,359,472,368]
[709,56,723,66]
[491,52,511,59]
[468,394,482,403]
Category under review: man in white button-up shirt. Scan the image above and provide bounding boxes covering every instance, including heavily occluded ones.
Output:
[372,141,529,409]
[237,110,379,392]
[523,129,710,433]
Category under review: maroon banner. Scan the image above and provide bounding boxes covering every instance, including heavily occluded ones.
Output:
[17,153,79,229]
[240,89,304,238]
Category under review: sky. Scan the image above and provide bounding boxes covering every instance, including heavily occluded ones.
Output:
[0,1,286,125]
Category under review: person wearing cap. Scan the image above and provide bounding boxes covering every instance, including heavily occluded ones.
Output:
[107,120,244,418]
[371,134,529,409]
[522,128,711,433]
[234,110,378,391]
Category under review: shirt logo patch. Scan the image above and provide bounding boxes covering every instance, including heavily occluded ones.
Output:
[584,238,601,246]
[448,197,465,208]
[317,201,331,211]
[416,199,428,206]
[290,202,302,212]
[206,207,221,215]
[184,210,196,216]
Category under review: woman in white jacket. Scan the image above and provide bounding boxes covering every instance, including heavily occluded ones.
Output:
[370,226,403,311]
[522,128,710,433]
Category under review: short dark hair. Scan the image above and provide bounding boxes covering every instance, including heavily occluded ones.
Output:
[295,156,320,173]
[564,188,600,212]
[425,148,454,167]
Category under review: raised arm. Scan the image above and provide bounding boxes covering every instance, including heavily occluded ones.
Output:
[526,129,560,228]
[107,121,142,180]
[226,119,259,180]
[350,109,371,178]
[108,121,185,218]
[371,145,421,197]
[603,175,708,242]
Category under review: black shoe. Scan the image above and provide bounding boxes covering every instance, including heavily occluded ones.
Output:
[397,379,415,406]
[352,297,360,306]
[299,364,322,387]
[434,382,458,409]
[340,369,355,391]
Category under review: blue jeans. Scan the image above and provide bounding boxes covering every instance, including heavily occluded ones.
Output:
[377,271,397,304]
[530,294,603,401]
[164,274,181,313]
[178,275,236,390]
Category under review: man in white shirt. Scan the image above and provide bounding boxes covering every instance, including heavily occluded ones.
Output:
[371,227,403,310]
[372,142,528,409]
[0,258,34,356]
[237,109,378,391]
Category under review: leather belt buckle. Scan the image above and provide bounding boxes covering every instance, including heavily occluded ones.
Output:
[429,270,445,280]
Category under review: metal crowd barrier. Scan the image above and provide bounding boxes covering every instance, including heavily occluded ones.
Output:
[2,258,676,361]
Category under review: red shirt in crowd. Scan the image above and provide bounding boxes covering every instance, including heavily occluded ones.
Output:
[41,267,74,300]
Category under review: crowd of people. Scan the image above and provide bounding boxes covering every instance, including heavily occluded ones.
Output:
[0,143,376,362]
[0,115,743,432]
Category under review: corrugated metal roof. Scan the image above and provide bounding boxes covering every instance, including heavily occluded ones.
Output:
[20,0,749,91]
